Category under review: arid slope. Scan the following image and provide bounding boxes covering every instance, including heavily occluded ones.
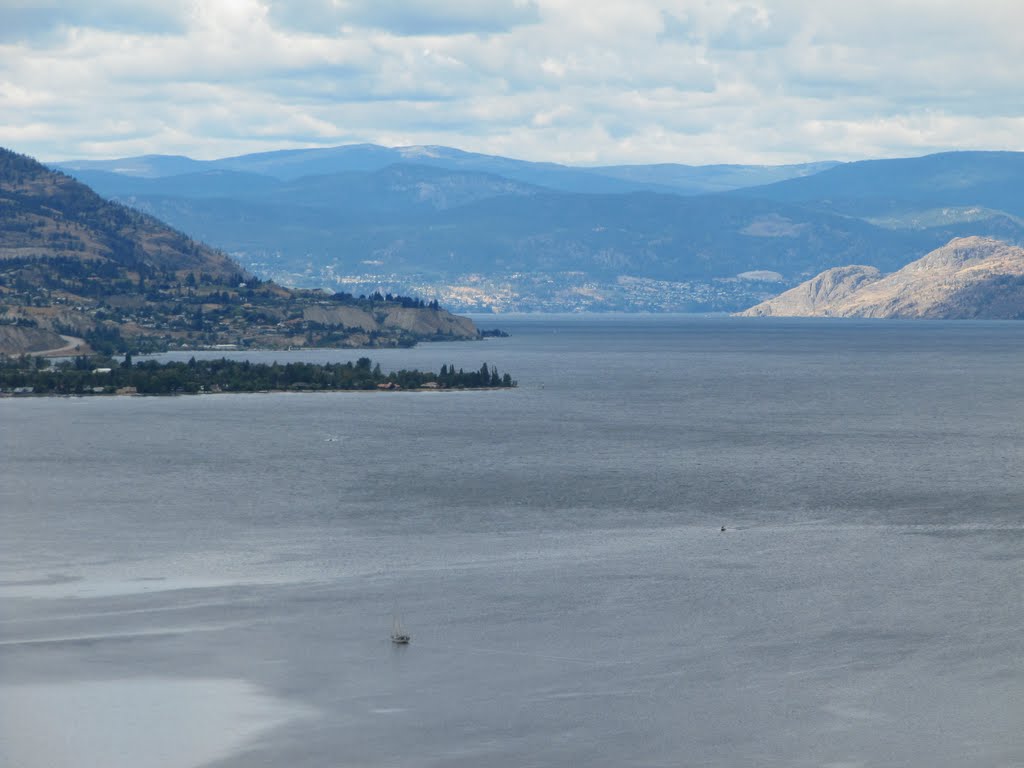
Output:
[0,147,480,355]
[739,237,1024,319]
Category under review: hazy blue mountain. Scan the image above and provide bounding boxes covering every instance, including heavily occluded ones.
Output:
[56,153,209,178]
[589,161,841,194]
[210,144,648,192]
[119,183,931,282]
[273,164,542,212]
[54,143,838,195]
[731,151,1024,219]
[66,168,285,200]
[73,163,543,215]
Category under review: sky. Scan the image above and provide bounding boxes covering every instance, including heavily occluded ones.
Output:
[1,0,1023,166]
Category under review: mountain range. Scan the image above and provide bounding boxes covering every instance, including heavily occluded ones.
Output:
[51,145,1024,313]
[56,143,839,195]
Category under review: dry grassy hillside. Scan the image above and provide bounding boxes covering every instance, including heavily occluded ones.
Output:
[739,237,1024,319]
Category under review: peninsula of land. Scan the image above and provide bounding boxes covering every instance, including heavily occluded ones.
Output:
[0,355,515,397]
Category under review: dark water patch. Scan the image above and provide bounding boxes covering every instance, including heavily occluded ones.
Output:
[0,574,81,588]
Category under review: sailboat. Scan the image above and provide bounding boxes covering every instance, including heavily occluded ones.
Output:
[391,615,411,644]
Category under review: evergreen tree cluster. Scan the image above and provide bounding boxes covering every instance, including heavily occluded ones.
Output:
[336,290,441,311]
[0,355,516,396]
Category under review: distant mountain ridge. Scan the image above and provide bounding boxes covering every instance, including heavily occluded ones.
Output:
[738,237,1024,318]
[66,163,543,211]
[105,181,926,281]
[54,143,840,195]
[49,145,1024,313]
[52,153,934,283]
[730,151,1024,219]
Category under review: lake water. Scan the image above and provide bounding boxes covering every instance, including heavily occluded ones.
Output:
[1,315,1022,767]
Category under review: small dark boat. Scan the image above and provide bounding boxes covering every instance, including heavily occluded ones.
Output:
[391,616,411,644]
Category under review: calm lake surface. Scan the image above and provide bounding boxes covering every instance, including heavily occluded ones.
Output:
[1,315,1022,767]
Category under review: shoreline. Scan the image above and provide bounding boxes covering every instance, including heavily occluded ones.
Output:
[2,355,515,397]
[0,385,514,399]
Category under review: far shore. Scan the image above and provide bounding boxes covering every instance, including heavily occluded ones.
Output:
[0,385,513,399]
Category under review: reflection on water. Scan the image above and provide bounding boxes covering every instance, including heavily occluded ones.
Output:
[0,678,310,768]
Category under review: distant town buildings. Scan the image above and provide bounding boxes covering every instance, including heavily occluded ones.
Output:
[236,258,787,314]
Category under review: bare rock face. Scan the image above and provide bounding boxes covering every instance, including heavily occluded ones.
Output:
[0,325,67,355]
[302,305,381,331]
[379,307,478,338]
[737,265,881,317]
[737,237,1024,319]
[302,304,479,339]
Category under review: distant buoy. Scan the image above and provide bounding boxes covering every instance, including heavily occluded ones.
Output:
[720,526,726,532]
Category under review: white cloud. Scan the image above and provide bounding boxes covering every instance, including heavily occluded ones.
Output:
[0,0,1022,164]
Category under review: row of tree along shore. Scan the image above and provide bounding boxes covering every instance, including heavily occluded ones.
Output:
[0,355,515,396]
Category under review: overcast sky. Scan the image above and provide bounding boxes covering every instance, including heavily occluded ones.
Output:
[2,0,1022,165]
